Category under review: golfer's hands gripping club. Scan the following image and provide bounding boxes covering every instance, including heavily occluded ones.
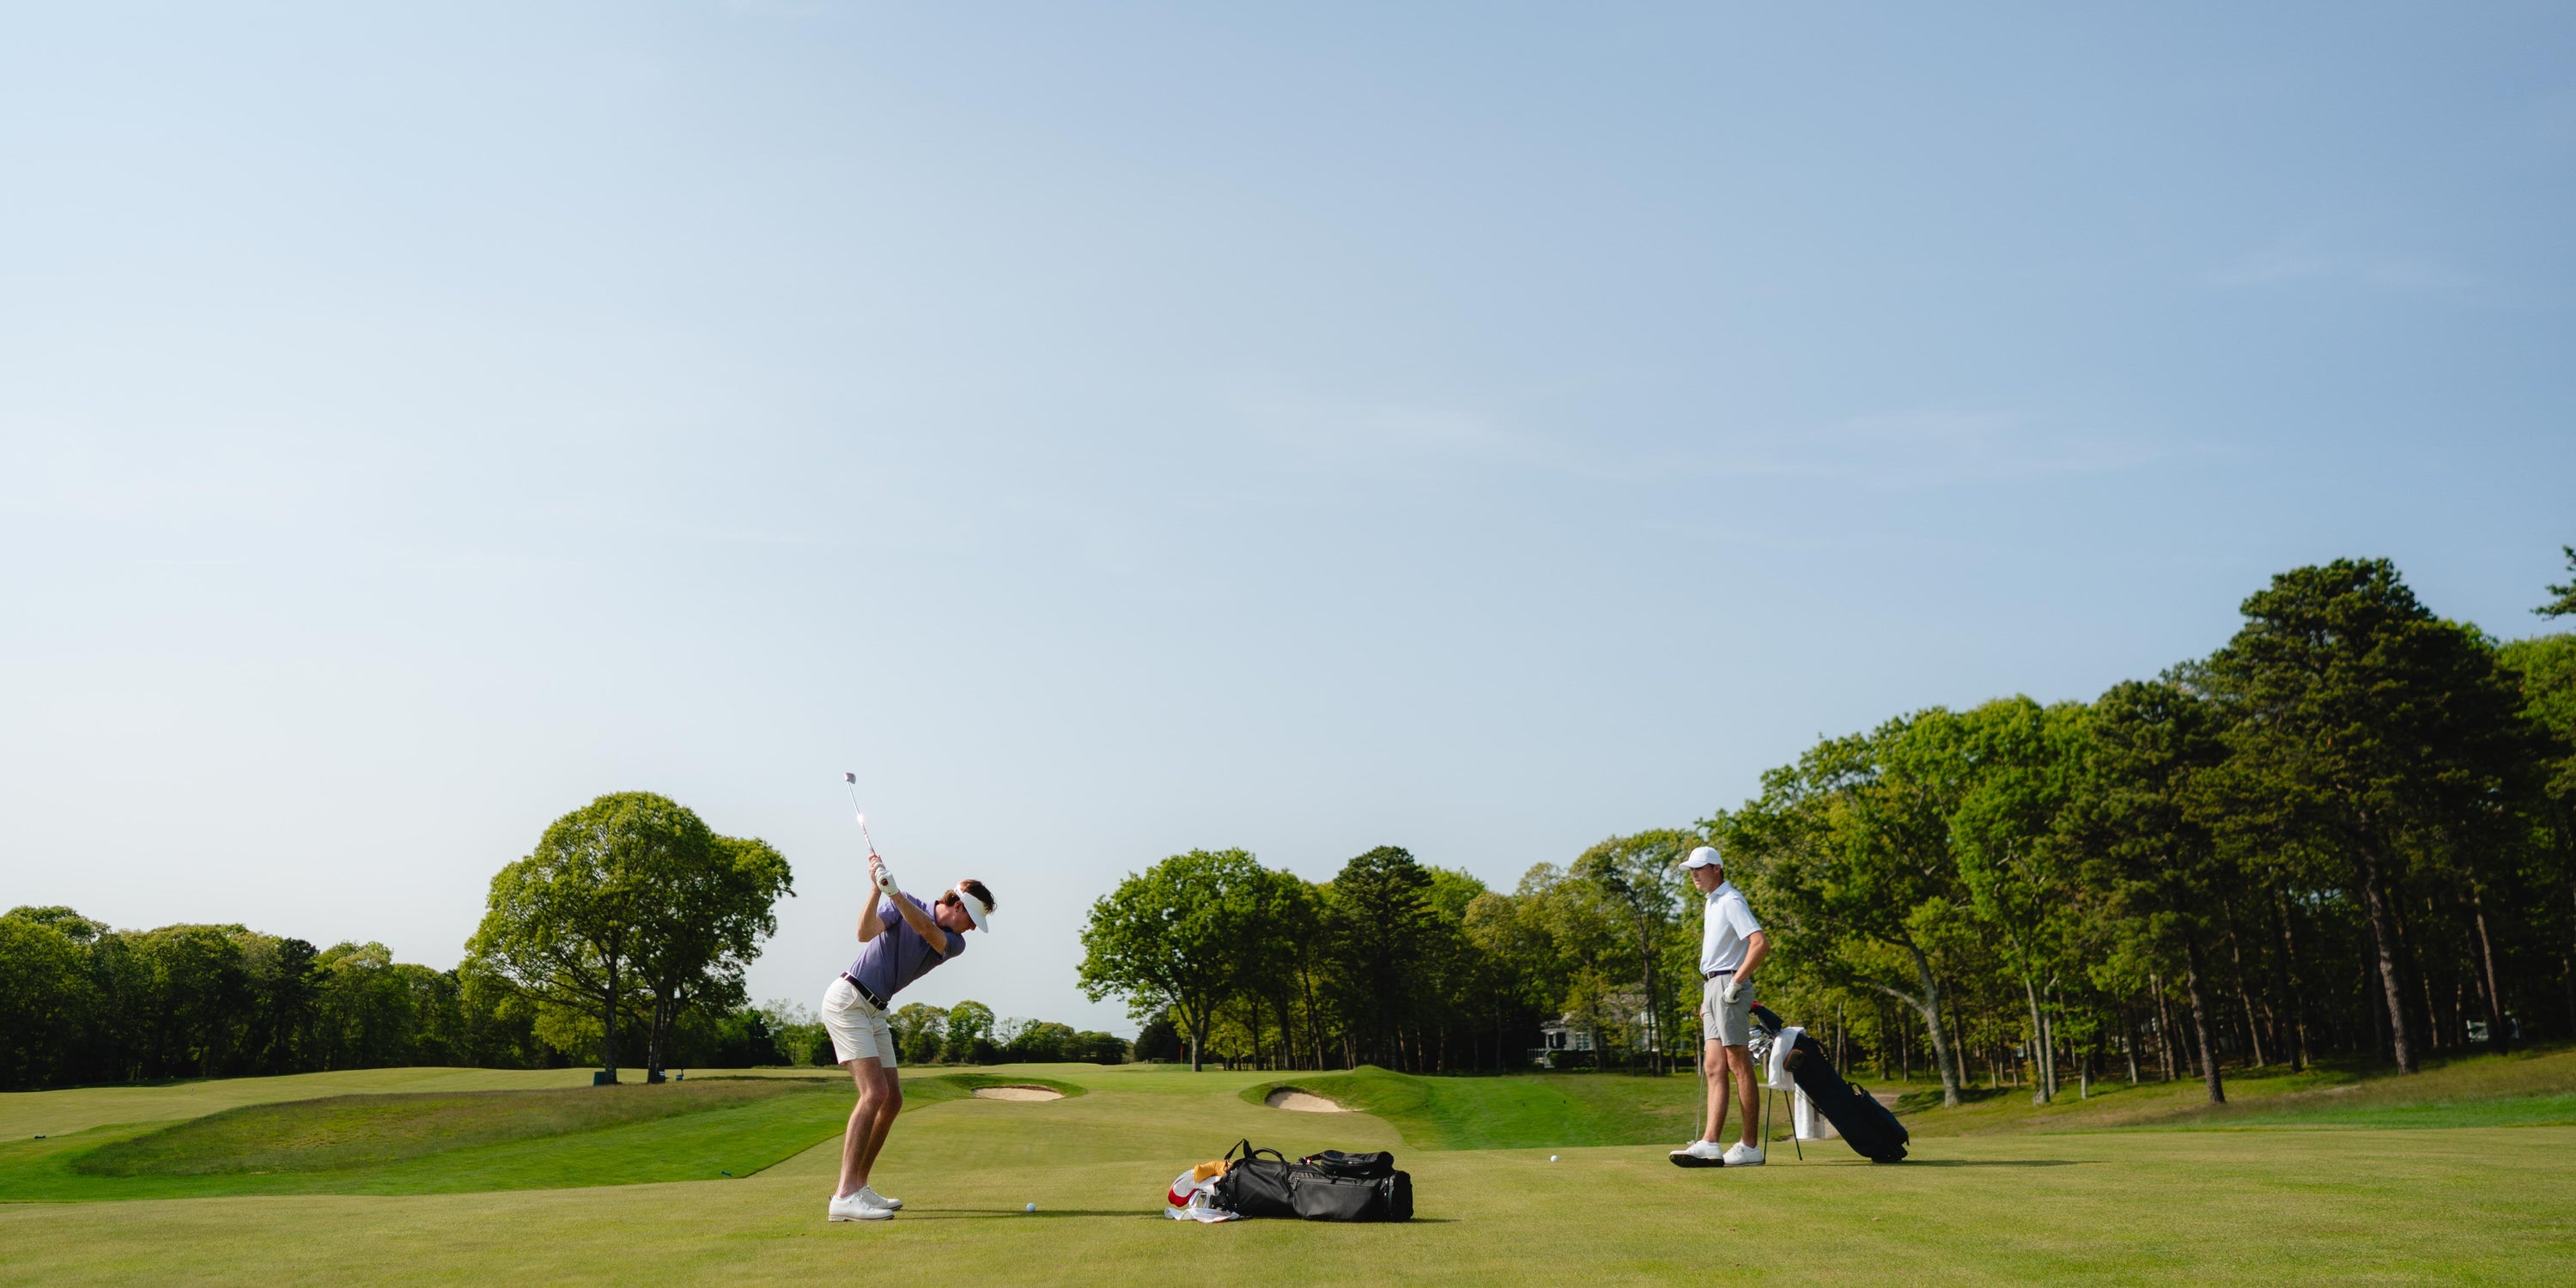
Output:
[868,854,902,898]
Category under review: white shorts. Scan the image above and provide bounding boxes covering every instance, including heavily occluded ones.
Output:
[821,976,897,1066]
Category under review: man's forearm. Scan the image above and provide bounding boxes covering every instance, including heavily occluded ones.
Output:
[893,897,948,952]
[1737,933,1770,983]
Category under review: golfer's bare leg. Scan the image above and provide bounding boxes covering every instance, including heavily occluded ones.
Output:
[835,1057,886,1199]
[1702,1038,1731,1143]
[854,1065,903,1184]
[1726,1045,1761,1148]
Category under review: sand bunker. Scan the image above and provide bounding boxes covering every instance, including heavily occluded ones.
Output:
[1265,1089,1346,1113]
[970,1085,1064,1102]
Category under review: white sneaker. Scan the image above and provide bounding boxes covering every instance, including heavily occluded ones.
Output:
[1722,1142,1765,1167]
[857,1185,902,1211]
[1670,1139,1728,1165]
[828,1193,893,1222]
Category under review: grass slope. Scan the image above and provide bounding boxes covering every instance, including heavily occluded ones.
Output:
[0,1072,1054,1202]
[77,1078,841,1176]
[1889,1043,2576,1136]
[1245,1066,1699,1151]
[6,1062,2576,1285]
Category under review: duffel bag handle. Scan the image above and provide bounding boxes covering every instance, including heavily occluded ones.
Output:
[1223,1138,1291,1167]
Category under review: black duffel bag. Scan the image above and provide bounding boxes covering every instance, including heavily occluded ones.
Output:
[1211,1140,1413,1222]
[1293,1151,1412,1222]
[1211,1139,1298,1218]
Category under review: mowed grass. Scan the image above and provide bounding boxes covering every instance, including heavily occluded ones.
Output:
[9,1060,2576,1285]
[77,1078,840,1176]
[1248,1066,1701,1150]
[1885,1043,2576,1136]
[0,1072,1047,1202]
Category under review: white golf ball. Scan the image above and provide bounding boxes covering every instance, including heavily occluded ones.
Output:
[1024,1202,1036,1213]
[1549,1155,1558,1163]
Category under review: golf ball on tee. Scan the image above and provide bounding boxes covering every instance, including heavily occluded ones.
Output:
[1025,1202,1036,1213]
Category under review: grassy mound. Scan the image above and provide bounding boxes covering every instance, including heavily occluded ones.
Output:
[1244,1066,1698,1150]
[920,1072,1087,1101]
[75,1077,842,1177]
[1887,1043,2576,1137]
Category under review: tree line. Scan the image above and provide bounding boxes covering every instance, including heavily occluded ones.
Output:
[1078,556,2576,1100]
[1,790,1134,1091]
[1077,835,1717,1075]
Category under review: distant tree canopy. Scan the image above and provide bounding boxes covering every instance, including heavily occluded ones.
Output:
[0,791,800,1092]
[0,908,557,1091]
[466,793,793,1084]
[1075,555,2576,1103]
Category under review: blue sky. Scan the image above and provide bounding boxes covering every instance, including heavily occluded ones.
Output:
[4,3,2571,1032]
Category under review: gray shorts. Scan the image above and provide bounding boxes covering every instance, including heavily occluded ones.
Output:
[1700,975,1754,1047]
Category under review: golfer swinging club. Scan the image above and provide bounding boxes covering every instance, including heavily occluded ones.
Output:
[1674,844,1771,1167]
[822,851,995,1222]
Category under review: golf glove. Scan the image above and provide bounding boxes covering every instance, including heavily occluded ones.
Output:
[1722,979,1746,1005]
[875,866,902,896]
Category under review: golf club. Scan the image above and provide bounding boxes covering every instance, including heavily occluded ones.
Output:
[842,772,900,895]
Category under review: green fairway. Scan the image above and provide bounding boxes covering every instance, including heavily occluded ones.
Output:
[0,1072,1080,1202]
[1880,1044,2576,1136]
[7,1060,2576,1285]
[1248,1066,1701,1150]
[76,1078,844,1177]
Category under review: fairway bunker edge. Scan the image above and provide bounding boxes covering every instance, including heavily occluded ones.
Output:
[970,1084,1064,1102]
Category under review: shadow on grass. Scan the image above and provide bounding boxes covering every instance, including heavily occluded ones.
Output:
[1892,1158,2085,1168]
[914,1208,1458,1223]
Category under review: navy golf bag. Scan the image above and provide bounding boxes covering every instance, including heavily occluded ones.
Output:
[1751,1005,1909,1163]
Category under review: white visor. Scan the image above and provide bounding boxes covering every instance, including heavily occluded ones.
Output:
[951,885,991,932]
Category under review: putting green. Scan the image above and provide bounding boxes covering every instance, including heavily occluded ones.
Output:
[7,1062,2576,1284]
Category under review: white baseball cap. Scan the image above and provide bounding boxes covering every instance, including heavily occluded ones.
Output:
[1682,845,1722,869]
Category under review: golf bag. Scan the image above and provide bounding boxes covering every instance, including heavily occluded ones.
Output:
[1209,1139,1413,1222]
[1750,1006,1909,1163]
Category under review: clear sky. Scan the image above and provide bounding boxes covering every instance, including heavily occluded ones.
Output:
[4,3,2571,1035]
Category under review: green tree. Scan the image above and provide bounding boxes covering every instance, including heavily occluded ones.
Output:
[1324,846,1455,1071]
[1077,848,1267,1071]
[467,793,702,1083]
[0,909,90,1091]
[2065,677,2233,1103]
[2500,629,2576,1036]
[889,1003,948,1065]
[943,999,996,1063]
[137,924,254,1078]
[1570,831,1695,1073]
[1947,697,2091,1103]
[1713,717,1977,1105]
[2204,560,2539,1072]
[2539,546,2576,619]
[633,834,794,1081]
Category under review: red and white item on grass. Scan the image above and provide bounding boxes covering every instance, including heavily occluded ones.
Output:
[1165,1160,1240,1223]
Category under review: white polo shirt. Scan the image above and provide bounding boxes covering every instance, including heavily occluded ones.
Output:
[1699,879,1762,975]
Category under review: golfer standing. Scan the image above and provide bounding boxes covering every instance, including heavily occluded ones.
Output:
[1674,844,1771,1167]
[823,854,994,1222]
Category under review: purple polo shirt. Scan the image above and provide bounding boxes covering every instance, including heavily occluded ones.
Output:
[847,893,963,1003]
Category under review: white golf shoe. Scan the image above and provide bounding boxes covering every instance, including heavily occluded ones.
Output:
[857,1185,902,1211]
[828,1192,893,1222]
[1722,1142,1765,1167]
[1669,1139,1728,1167]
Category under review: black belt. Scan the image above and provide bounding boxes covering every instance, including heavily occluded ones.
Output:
[1704,969,1735,981]
[840,972,888,1011]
